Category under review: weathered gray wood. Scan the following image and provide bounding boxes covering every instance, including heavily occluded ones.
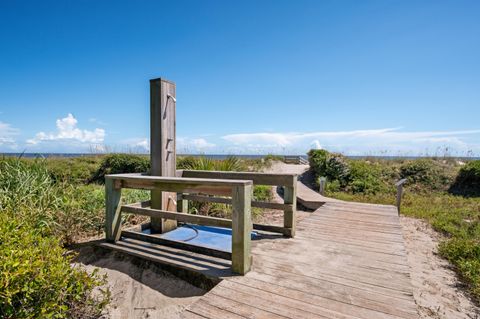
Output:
[150,78,177,233]
[180,193,291,210]
[177,193,189,213]
[252,223,292,236]
[181,170,297,187]
[231,184,252,275]
[283,185,297,237]
[318,176,326,195]
[283,155,301,164]
[121,230,232,260]
[395,178,407,215]
[98,238,232,286]
[105,177,122,242]
[183,200,417,319]
[107,174,252,197]
[121,204,233,228]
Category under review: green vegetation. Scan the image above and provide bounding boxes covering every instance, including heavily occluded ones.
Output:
[0,158,109,318]
[90,153,150,183]
[450,160,480,197]
[307,149,480,301]
[178,155,245,171]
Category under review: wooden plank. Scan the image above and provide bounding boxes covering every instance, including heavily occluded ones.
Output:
[177,193,189,213]
[121,204,233,228]
[226,275,417,319]
[249,272,417,319]
[225,275,412,319]
[252,223,291,236]
[105,177,122,242]
[231,184,252,275]
[188,301,246,319]
[205,292,290,319]
[108,174,252,197]
[181,193,291,211]
[179,310,209,319]
[121,230,232,260]
[252,245,411,273]
[283,185,296,237]
[255,258,413,294]
[210,284,327,319]
[98,239,233,284]
[181,169,297,187]
[223,277,360,319]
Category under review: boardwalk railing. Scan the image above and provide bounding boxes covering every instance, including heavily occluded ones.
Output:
[105,173,253,274]
[284,155,308,165]
[395,178,407,215]
[179,170,297,237]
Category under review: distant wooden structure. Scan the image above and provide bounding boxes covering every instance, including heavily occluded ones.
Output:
[284,155,309,165]
[104,78,298,275]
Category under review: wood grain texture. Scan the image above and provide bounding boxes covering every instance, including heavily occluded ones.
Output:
[231,184,252,275]
[121,204,233,228]
[181,170,297,187]
[183,200,418,318]
[283,185,297,237]
[105,177,122,242]
[150,78,177,233]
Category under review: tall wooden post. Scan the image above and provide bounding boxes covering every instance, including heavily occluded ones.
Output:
[150,78,177,233]
[105,177,122,242]
[283,182,297,238]
[231,184,252,275]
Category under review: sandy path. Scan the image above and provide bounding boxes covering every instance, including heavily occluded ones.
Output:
[76,247,205,319]
[401,217,479,318]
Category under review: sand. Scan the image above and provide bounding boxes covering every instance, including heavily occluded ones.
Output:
[401,216,479,318]
[75,247,205,319]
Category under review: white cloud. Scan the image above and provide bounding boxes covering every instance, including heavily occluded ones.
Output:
[27,114,105,145]
[221,128,480,156]
[311,140,322,150]
[120,137,216,154]
[0,121,19,148]
[120,138,149,152]
[222,128,399,146]
[177,137,216,153]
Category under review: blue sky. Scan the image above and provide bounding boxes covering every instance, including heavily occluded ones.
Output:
[1,0,479,156]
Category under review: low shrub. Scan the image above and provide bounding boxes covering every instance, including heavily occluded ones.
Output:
[450,160,480,197]
[0,215,109,319]
[439,238,480,298]
[0,158,109,318]
[44,156,103,184]
[307,149,329,177]
[90,154,150,183]
[177,156,245,172]
[325,153,350,187]
[399,159,454,191]
[347,161,386,194]
[253,185,273,202]
[308,149,349,187]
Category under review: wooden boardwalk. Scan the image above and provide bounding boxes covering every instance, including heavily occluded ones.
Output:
[180,201,418,319]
